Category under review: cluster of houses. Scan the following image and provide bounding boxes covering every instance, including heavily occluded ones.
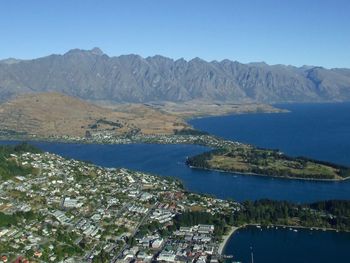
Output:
[117,224,218,263]
[23,132,243,150]
[151,209,175,224]
[0,150,239,262]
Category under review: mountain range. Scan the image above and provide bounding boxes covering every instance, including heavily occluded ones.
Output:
[1,48,350,103]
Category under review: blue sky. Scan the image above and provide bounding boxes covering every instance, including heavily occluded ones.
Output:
[0,0,349,68]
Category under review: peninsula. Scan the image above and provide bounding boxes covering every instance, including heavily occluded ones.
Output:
[186,146,350,180]
[0,92,349,181]
[1,143,350,262]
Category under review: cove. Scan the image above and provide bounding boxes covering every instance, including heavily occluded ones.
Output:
[223,226,350,263]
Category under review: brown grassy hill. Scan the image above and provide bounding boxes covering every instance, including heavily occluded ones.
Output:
[0,92,189,137]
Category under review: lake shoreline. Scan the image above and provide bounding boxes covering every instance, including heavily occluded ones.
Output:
[2,136,350,182]
[218,226,242,255]
[183,107,289,121]
[219,223,350,256]
[188,165,350,182]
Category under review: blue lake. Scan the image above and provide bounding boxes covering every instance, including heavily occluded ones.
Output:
[2,102,350,262]
[190,102,350,166]
[223,226,350,263]
[191,102,350,263]
[1,103,350,203]
[1,141,350,203]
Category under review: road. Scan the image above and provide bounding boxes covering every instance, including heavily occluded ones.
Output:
[110,202,158,263]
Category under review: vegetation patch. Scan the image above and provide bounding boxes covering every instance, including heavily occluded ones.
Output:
[186,146,350,180]
[0,143,41,180]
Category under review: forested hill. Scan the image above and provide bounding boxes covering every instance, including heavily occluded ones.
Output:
[234,199,350,231]
[0,48,350,103]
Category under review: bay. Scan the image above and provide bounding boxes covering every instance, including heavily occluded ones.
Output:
[2,103,350,202]
[2,102,350,262]
[189,102,350,166]
[1,141,349,203]
[190,103,350,263]
[223,226,350,263]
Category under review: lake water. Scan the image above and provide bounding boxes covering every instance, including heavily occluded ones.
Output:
[1,141,350,203]
[2,102,350,262]
[190,102,350,166]
[223,226,350,263]
[1,103,350,202]
[191,103,350,263]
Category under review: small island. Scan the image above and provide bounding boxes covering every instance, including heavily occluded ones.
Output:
[186,145,350,180]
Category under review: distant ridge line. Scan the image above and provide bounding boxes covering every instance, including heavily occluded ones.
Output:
[0,48,349,104]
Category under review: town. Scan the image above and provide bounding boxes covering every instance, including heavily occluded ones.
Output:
[0,149,241,262]
[0,130,244,150]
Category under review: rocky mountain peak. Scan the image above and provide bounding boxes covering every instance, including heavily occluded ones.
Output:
[0,49,349,104]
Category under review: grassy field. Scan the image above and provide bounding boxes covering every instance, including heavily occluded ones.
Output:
[188,146,348,180]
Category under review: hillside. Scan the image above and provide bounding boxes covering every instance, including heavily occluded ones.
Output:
[147,101,286,118]
[0,48,349,104]
[0,93,189,138]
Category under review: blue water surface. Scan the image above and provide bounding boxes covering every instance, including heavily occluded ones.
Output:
[0,140,349,203]
[190,103,350,166]
[1,103,350,203]
[224,226,350,263]
[2,102,350,262]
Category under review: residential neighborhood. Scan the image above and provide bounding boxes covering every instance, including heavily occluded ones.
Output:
[0,132,244,150]
[0,150,241,262]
